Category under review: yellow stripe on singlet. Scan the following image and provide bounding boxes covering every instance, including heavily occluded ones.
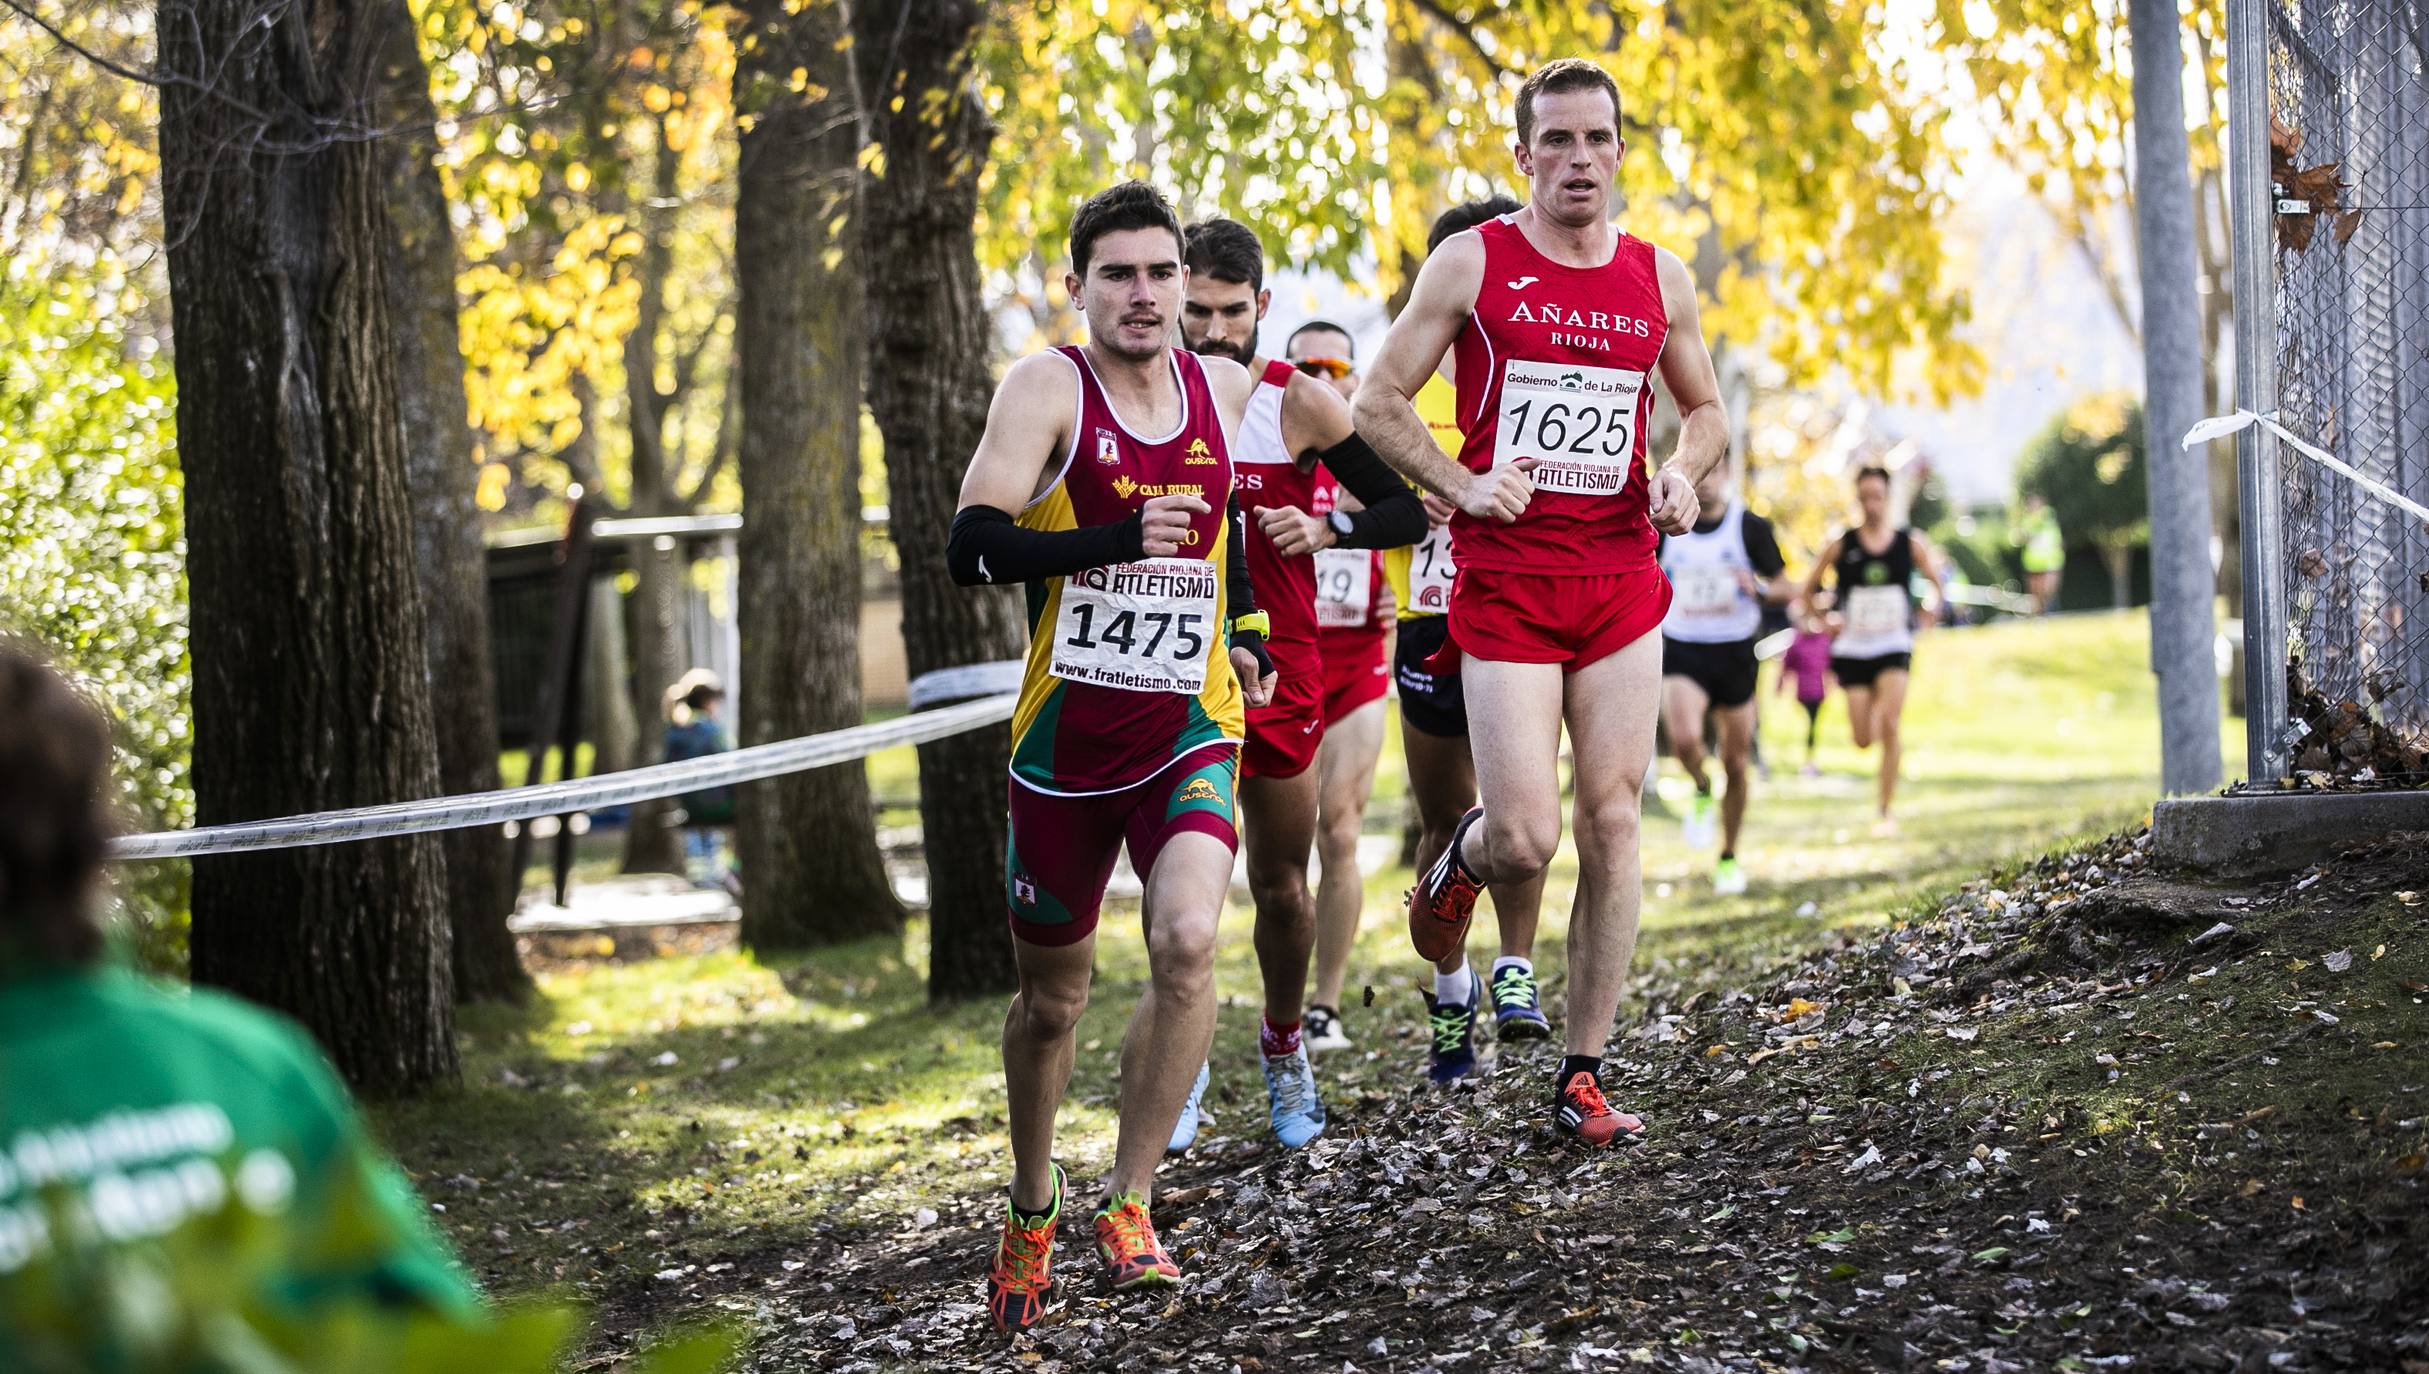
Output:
[1384,371,1462,621]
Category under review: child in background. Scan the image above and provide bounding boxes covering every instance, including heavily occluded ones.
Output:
[663,669,739,896]
[1778,610,1835,777]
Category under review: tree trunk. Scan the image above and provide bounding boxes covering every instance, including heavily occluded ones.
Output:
[620,531,688,872]
[856,0,1027,1001]
[2105,541,2135,611]
[159,0,457,1094]
[371,0,527,1004]
[618,129,690,877]
[732,0,904,949]
[585,574,639,774]
[2129,0,2224,795]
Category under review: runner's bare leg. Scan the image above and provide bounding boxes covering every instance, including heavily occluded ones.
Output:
[1005,932,1096,1211]
[1108,830,1230,1200]
[1556,632,1663,1058]
[1240,770,1321,1026]
[1310,697,1387,1011]
[1456,660,1567,887]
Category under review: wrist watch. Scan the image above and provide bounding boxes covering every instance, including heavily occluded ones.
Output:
[1228,611,1271,639]
[1326,509,1355,541]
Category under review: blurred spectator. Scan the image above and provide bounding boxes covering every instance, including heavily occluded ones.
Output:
[663,669,739,897]
[1778,610,1835,777]
[2016,494,2065,614]
[0,642,478,1357]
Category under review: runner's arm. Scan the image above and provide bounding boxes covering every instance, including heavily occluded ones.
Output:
[1224,487,1282,699]
[1909,530,1950,625]
[1744,512,1796,604]
[1648,248,1729,532]
[1352,234,1487,504]
[948,355,1191,584]
[1800,535,1843,611]
[1278,373,1426,550]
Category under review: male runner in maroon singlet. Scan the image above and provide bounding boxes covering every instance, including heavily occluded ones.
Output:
[947,182,1276,1331]
[1171,218,1425,1151]
[1354,59,1729,1146]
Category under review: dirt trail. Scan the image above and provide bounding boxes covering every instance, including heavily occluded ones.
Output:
[605,832,2429,1372]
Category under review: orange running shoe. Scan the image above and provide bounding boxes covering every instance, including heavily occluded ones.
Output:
[1092,1191,1180,1289]
[985,1163,1063,1332]
[1554,1070,1645,1147]
[1408,806,1486,962]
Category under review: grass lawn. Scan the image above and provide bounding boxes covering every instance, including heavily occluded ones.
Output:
[376,611,2236,1305]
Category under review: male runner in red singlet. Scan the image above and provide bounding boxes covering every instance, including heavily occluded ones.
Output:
[1173,219,1425,1152]
[1355,59,1729,1146]
[1282,319,1392,1057]
[947,182,1276,1331]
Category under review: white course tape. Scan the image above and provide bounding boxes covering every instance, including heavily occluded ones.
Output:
[2184,409,2429,525]
[112,693,1018,861]
[905,659,1026,712]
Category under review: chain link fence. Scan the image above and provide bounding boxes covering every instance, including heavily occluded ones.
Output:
[2230,0,2429,786]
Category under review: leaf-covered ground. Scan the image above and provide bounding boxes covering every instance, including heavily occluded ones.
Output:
[555,829,2427,1372]
[372,614,2429,1369]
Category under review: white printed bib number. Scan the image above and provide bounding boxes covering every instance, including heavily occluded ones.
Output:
[1842,584,1908,639]
[1407,525,1457,614]
[1315,549,1373,628]
[1671,565,1742,618]
[1051,558,1218,693]
[1493,359,1649,496]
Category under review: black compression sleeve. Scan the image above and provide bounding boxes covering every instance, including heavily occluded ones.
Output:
[1225,493,1271,678]
[947,504,1146,587]
[1225,492,1258,618]
[1316,433,1429,550]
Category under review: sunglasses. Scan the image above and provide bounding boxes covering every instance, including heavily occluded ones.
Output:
[1293,357,1353,380]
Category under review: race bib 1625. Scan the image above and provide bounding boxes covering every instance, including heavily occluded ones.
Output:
[1492,359,1650,497]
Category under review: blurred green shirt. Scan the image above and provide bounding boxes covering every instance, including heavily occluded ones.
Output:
[0,965,479,1345]
[2020,507,2065,573]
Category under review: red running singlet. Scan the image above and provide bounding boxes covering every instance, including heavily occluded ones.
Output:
[1448,215,1671,576]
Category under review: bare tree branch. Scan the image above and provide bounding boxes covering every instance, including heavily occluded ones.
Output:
[1403,0,1522,81]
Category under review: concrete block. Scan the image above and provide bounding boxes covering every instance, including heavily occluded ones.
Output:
[2152,790,2429,875]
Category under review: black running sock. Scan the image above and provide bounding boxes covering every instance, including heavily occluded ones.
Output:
[1556,1054,1602,1095]
[1720,849,1736,861]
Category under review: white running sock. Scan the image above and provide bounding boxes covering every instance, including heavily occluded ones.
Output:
[1434,961,1476,1006]
[1491,955,1533,980]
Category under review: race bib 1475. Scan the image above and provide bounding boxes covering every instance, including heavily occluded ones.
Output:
[1050,559,1219,693]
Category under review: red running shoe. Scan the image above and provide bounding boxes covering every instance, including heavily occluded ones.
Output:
[1554,1070,1645,1147]
[1408,806,1486,963]
[1092,1191,1180,1289]
[985,1163,1062,1332]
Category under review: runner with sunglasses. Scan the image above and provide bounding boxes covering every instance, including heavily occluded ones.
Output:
[1171,219,1427,1152]
[1280,321,1392,1057]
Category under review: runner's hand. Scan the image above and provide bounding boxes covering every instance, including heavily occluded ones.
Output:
[1457,459,1536,524]
[1231,646,1276,707]
[1256,504,1332,557]
[1647,466,1698,535]
[1917,603,1940,631]
[1139,493,1211,557]
[1420,492,1457,528]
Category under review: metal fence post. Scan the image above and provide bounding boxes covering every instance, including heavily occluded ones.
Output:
[2227,0,2288,784]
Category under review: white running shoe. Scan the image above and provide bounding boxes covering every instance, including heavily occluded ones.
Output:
[1303,1005,1351,1053]
[1683,790,1718,849]
[1166,1061,1211,1154]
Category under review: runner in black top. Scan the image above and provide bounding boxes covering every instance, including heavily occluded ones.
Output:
[1799,465,1946,833]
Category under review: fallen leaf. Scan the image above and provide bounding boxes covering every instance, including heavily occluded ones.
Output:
[1778,997,1825,1021]
[2323,949,2353,973]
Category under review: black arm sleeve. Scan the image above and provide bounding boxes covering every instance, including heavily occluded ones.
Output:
[1742,512,1788,578]
[947,504,1146,587]
[1316,433,1430,550]
[1225,492,1272,678]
